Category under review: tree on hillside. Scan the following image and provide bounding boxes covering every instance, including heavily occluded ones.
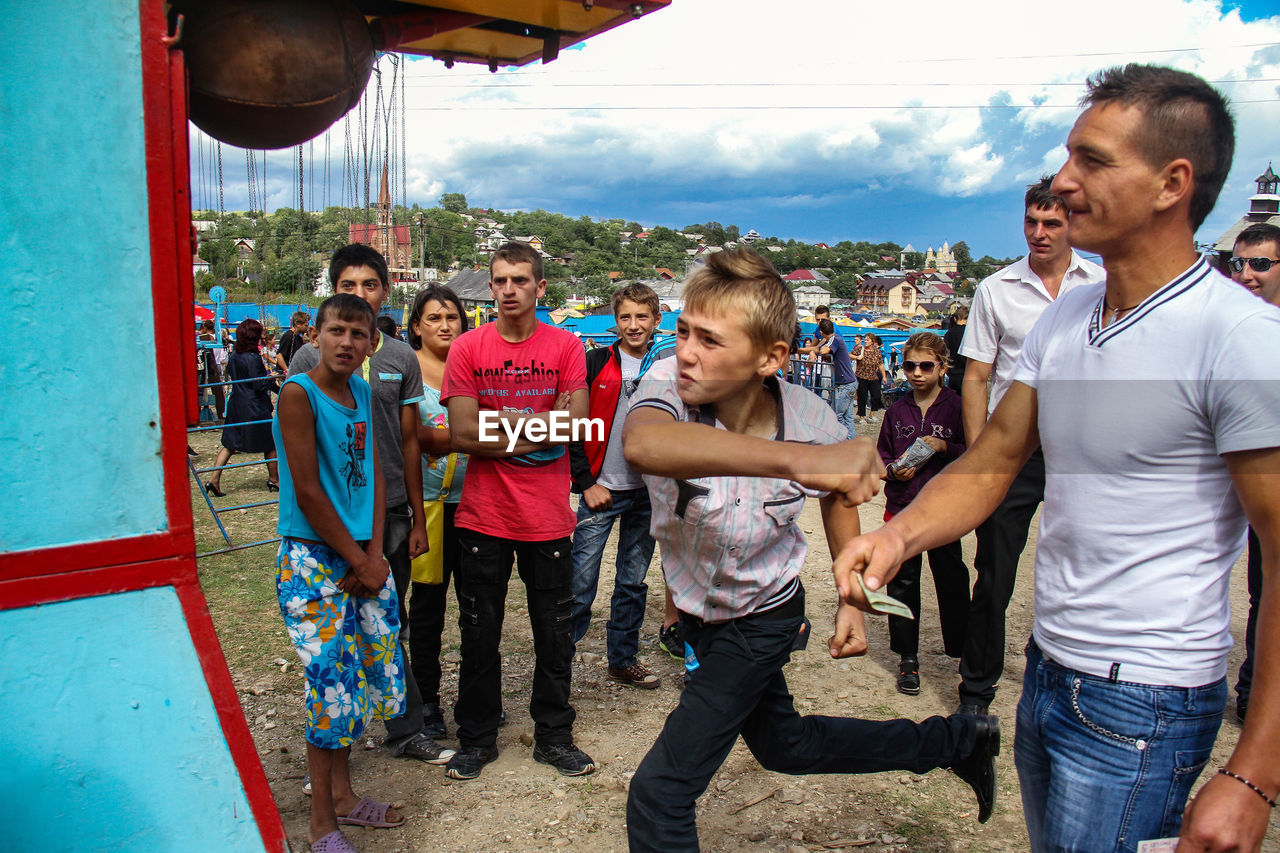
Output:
[952,240,978,278]
[439,192,468,214]
[902,251,925,270]
[542,282,568,308]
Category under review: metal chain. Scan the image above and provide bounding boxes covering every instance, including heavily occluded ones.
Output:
[1069,678,1146,750]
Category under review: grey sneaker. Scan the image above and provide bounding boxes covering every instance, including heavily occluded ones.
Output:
[396,733,455,765]
[533,740,596,776]
[445,744,499,780]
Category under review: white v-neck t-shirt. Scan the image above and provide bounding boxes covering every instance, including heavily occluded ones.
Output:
[1012,257,1280,687]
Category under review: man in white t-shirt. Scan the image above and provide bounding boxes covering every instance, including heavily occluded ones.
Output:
[835,64,1280,851]
[955,177,1105,715]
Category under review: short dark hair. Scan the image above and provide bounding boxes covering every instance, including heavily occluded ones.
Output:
[376,316,398,340]
[407,284,469,350]
[1234,223,1280,252]
[612,282,660,317]
[329,243,389,290]
[490,241,543,281]
[1081,64,1235,230]
[290,310,311,328]
[315,292,376,334]
[232,318,263,354]
[814,304,830,316]
[1025,175,1066,213]
[817,318,835,335]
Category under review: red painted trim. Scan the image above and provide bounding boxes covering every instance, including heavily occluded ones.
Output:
[0,532,188,583]
[0,559,186,609]
[174,577,289,851]
[138,1,287,849]
[171,47,199,428]
[139,0,198,555]
[0,562,288,852]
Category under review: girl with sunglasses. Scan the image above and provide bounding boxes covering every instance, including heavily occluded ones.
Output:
[875,332,971,696]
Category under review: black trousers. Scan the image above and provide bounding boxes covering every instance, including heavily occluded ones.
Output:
[856,377,883,416]
[454,527,576,749]
[409,502,461,706]
[887,538,970,659]
[1234,527,1263,703]
[627,587,975,852]
[383,501,427,750]
[958,449,1045,707]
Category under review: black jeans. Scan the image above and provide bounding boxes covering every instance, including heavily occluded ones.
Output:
[856,377,883,416]
[888,538,970,659]
[627,587,975,852]
[383,501,427,752]
[454,527,577,749]
[1234,527,1263,703]
[409,503,461,706]
[959,449,1044,707]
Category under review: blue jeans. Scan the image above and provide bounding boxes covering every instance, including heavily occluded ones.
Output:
[1015,639,1226,852]
[833,382,856,440]
[569,487,656,669]
[627,588,975,852]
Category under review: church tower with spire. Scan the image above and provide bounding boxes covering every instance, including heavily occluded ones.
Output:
[1210,161,1280,272]
[348,163,414,278]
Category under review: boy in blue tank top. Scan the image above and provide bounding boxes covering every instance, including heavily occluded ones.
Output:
[274,293,408,852]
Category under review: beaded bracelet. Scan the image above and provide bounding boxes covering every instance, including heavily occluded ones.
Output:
[1218,768,1278,807]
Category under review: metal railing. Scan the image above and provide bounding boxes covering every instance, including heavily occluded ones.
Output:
[190,371,282,559]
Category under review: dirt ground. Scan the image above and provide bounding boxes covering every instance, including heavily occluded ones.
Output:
[190,423,1279,853]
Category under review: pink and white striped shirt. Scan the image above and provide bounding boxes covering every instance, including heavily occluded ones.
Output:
[633,358,845,622]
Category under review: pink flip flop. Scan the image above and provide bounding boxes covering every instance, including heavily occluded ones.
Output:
[336,796,405,829]
[310,830,358,852]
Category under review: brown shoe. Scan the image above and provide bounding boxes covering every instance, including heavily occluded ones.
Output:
[606,662,661,689]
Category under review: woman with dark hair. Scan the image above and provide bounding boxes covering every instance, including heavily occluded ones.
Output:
[206,318,278,496]
[405,285,471,737]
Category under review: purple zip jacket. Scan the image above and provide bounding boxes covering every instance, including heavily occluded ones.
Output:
[876,386,966,515]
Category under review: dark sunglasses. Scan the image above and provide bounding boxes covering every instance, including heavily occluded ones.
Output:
[1229,256,1280,273]
[903,360,937,372]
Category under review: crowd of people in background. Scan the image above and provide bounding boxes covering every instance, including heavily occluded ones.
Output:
[192,62,1278,853]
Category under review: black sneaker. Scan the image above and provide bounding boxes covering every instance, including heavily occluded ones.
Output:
[533,740,596,777]
[896,657,921,696]
[951,713,1000,823]
[445,744,499,780]
[396,733,455,765]
[658,623,683,661]
[422,701,448,739]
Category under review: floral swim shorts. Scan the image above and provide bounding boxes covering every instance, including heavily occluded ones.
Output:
[276,537,406,749]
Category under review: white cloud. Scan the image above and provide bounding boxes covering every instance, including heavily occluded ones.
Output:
[190,0,1279,252]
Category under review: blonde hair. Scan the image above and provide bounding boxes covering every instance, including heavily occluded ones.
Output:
[682,248,794,352]
[902,332,950,371]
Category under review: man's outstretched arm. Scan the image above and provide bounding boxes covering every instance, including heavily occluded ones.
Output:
[622,404,884,507]
[832,379,1040,610]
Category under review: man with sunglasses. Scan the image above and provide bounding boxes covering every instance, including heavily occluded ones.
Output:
[1230,223,1280,306]
[1228,222,1280,724]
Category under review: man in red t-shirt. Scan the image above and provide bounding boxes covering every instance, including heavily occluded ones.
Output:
[442,241,592,780]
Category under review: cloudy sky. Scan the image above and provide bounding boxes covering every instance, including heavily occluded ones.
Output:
[188,0,1280,261]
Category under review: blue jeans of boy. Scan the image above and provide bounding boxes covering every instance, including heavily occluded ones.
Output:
[1015,639,1225,853]
[627,587,976,852]
[833,381,857,439]
[569,486,656,669]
